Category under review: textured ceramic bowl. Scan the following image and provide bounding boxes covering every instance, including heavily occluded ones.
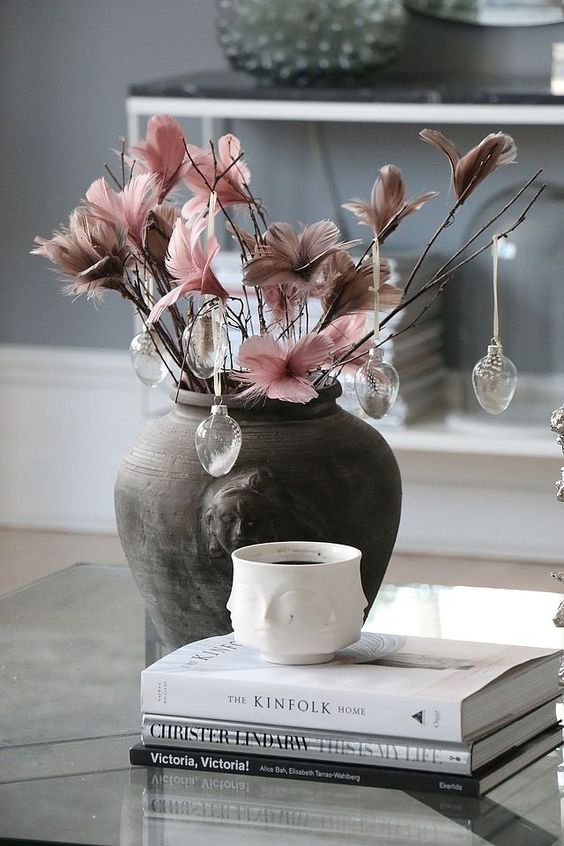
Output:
[228,541,367,664]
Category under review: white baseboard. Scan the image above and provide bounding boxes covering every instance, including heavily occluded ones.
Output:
[1,344,563,562]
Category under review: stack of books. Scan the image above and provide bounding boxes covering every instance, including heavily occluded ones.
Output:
[130,632,562,797]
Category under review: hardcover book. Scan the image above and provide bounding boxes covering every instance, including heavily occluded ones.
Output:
[129,724,563,797]
[140,632,561,742]
[140,698,559,775]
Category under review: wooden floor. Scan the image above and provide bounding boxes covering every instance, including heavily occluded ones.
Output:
[1,527,562,597]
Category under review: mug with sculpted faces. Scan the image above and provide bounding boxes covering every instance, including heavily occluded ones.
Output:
[228,541,367,665]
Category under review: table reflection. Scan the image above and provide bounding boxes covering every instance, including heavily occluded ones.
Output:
[366,583,564,649]
[121,752,563,846]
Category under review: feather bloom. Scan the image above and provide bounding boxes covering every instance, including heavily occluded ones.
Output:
[319,250,402,318]
[183,133,251,217]
[243,220,358,293]
[130,115,189,202]
[343,165,436,239]
[420,129,517,202]
[148,217,228,324]
[85,173,160,249]
[321,313,373,375]
[31,209,127,299]
[235,333,336,403]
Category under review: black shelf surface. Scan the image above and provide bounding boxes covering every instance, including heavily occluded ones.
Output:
[129,69,563,106]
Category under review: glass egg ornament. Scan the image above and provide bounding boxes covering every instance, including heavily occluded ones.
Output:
[183,310,227,380]
[129,330,167,388]
[195,403,242,477]
[472,343,518,415]
[354,346,400,420]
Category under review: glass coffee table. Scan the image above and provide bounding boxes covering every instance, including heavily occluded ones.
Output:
[1,563,563,845]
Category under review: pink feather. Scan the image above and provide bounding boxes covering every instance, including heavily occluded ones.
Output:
[85,173,159,249]
[131,115,189,202]
[149,220,227,324]
[236,332,335,404]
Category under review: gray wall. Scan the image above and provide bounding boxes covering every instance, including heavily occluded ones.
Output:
[1,0,562,351]
[0,0,227,349]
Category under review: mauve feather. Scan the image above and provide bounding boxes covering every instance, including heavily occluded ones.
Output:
[267,223,302,264]
[287,333,335,373]
[402,191,438,215]
[236,333,334,404]
[420,129,517,201]
[120,173,160,243]
[237,334,283,367]
[85,178,123,222]
[343,165,435,237]
[419,129,461,174]
[86,173,159,248]
[298,220,340,257]
[322,313,367,351]
[148,285,186,324]
[262,283,300,324]
[372,165,405,231]
[243,255,294,287]
[267,377,318,403]
[218,133,251,186]
[165,220,199,280]
[455,133,517,199]
[131,115,188,202]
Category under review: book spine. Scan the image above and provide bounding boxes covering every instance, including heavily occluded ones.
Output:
[141,714,472,775]
[140,673,461,741]
[130,744,481,797]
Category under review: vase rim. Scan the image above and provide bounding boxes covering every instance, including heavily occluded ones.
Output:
[170,380,342,410]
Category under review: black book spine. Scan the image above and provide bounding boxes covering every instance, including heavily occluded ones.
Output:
[130,743,481,797]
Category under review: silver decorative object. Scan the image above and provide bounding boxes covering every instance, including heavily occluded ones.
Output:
[550,573,564,685]
[550,405,564,436]
[551,404,564,500]
[215,0,406,85]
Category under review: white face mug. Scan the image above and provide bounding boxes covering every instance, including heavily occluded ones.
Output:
[227,541,367,665]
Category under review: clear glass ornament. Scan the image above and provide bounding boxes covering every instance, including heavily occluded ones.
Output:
[129,330,167,388]
[354,346,400,420]
[183,310,227,380]
[472,343,518,415]
[195,402,242,477]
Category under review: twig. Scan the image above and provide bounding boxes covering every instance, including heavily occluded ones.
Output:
[334,182,545,368]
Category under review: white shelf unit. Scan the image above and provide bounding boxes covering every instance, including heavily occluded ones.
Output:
[126,95,564,133]
[125,88,564,562]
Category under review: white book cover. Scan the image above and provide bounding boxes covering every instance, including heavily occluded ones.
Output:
[141,633,561,742]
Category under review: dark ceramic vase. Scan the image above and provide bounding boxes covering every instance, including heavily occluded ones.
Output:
[114,384,402,650]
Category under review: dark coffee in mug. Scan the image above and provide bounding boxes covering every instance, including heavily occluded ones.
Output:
[272,559,320,565]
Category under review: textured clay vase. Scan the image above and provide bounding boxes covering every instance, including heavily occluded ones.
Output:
[114,383,401,650]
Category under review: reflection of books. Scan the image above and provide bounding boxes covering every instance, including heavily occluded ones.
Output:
[142,769,473,841]
[130,725,562,798]
[140,633,561,741]
[136,762,561,843]
[140,698,559,775]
